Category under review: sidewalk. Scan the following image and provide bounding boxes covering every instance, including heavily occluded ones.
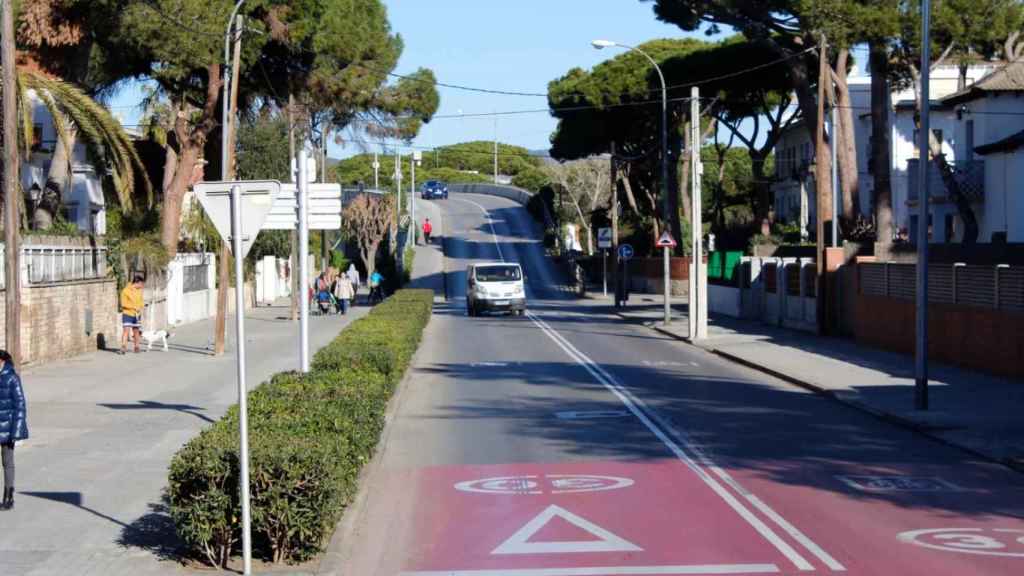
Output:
[1,300,368,576]
[603,294,1024,473]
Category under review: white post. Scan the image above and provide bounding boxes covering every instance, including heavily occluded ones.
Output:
[411,155,416,244]
[373,151,379,189]
[690,86,707,339]
[230,184,253,576]
[494,115,499,184]
[298,150,310,373]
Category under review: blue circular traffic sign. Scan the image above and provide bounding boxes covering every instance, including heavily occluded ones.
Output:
[618,244,634,260]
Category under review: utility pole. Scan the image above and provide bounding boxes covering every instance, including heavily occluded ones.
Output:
[610,141,619,246]
[288,93,298,322]
[814,34,832,336]
[688,87,706,340]
[494,115,499,184]
[2,0,21,367]
[915,0,932,410]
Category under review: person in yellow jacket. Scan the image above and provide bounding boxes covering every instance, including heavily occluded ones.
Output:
[119,275,145,355]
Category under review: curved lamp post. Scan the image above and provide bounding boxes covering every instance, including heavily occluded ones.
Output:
[593,40,672,324]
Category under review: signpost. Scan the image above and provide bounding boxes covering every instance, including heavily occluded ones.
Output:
[261,183,343,230]
[194,179,282,576]
[655,231,677,325]
[597,228,612,298]
[616,244,633,308]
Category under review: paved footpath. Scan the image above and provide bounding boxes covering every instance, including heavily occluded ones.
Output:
[0,299,368,576]
[604,294,1024,472]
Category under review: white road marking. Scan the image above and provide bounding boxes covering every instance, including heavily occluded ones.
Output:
[454,474,634,495]
[837,475,964,492]
[492,504,642,555]
[472,361,511,367]
[899,528,1024,557]
[455,476,543,495]
[555,410,631,420]
[401,564,781,575]
[527,311,835,572]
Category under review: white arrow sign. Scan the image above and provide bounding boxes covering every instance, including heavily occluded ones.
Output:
[597,227,612,249]
[262,183,343,230]
[194,180,281,259]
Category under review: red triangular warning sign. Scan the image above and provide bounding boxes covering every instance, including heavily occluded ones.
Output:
[656,231,677,248]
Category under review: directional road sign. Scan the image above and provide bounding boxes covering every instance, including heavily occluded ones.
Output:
[194,180,281,258]
[656,230,677,248]
[618,243,634,260]
[262,183,343,230]
[597,227,612,249]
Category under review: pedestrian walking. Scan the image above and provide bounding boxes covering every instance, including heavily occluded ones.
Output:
[119,275,145,355]
[334,273,354,314]
[422,218,433,244]
[0,349,28,511]
[369,270,385,304]
[346,264,361,305]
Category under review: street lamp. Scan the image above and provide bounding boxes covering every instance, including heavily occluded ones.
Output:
[593,39,672,325]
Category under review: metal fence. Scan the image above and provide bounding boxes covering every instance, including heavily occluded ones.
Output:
[24,245,108,285]
[182,263,210,293]
[859,262,1024,313]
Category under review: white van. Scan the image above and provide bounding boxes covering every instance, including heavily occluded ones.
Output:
[466,262,526,317]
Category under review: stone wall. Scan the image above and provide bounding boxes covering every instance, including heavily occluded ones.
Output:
[0,278,119,365]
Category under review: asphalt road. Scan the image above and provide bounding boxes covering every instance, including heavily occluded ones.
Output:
[339,193,1024,576]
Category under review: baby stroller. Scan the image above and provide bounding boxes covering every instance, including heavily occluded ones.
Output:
[315,289,335,315]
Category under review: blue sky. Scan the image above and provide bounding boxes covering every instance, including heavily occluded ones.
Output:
[109,1,709,159]
[375,0,694,158]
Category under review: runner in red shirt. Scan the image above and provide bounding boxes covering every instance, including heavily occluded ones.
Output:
[422,218,433,244]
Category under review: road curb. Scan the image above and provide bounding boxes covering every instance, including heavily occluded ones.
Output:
[612,309,1024,475]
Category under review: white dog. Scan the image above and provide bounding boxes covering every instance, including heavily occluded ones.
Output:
[141,329,173,352]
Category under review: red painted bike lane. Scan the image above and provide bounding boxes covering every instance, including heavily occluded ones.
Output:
[729,463,1024,576]
[400,459,830,575]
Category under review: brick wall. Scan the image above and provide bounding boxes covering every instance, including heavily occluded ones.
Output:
[0,278,119,365]
[852,273,1024,380]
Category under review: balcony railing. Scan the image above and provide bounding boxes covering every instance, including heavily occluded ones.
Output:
[907,159,985,203]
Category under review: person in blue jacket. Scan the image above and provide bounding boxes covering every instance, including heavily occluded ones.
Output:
[0,349,27,511]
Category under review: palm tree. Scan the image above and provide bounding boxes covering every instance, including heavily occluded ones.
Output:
[5,68,151,229]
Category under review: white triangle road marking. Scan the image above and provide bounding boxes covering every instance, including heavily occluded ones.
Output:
[491,505,643,555]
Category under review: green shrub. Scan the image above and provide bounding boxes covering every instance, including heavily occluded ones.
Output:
[167,289,433,567]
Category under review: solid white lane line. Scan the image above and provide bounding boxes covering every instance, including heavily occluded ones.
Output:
[526,311,818,573]
[400,564,781,576]
[452,196,505,262]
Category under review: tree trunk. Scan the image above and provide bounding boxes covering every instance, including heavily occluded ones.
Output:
[750,150,770,222]
[214,245,229,355]
[870,42,893,245]
[833,50,859,220]
[667,119,684,255]
[38,129,77,229]
[619,169,639,214]
[160,144,199,256]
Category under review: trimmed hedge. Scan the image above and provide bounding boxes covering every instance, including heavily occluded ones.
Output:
[167,289,434,567]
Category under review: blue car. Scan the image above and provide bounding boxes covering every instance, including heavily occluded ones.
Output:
[421,180,448,199]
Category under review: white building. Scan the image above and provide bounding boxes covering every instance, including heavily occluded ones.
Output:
[770,59,1005,242]
[20,91,109,235]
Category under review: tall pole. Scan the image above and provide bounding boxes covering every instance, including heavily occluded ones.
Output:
[494,115,499,184]
[915,0,931,410]
[411,154,416,244]
[373,151,379,189]
[298,150,310,374]
[690,86,706,339]
[831,105,839,248]
[2,0,21,368]
[815,34,832,336]
[229,184,253,576]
